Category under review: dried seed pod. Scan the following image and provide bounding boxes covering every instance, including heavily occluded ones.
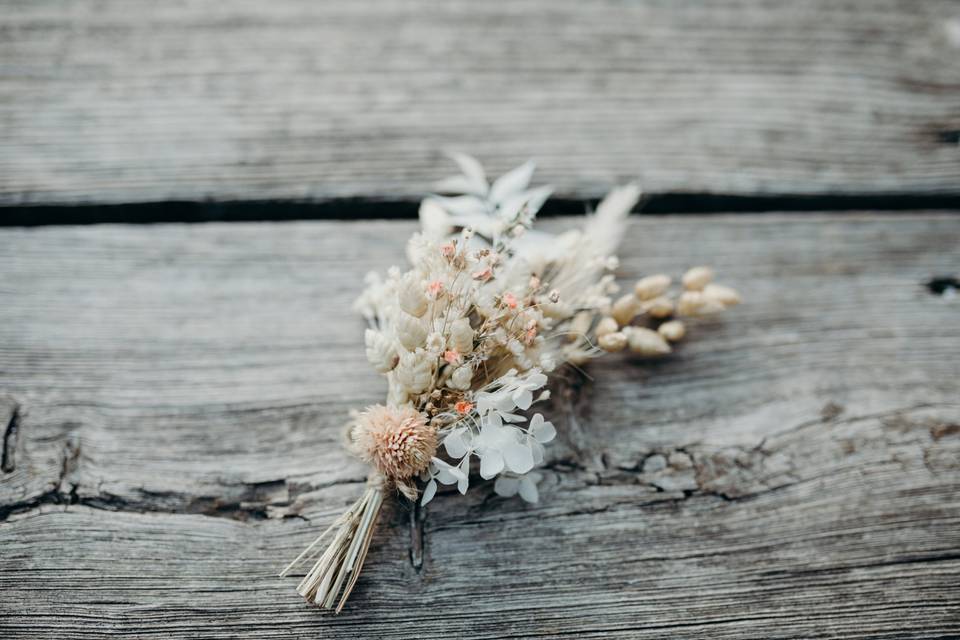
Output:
[364,329,398,373]
[677,291,725,317]
[598,331,628,352]
[703,283,741,307]
[449,317,475,354]
[682,266,714,291]
[397,273,428,317]
[394,349,433,394]
[625,326,672,356]
[611,294,641,326]
[569,311,593,340]
[658,320,686,342]
[396,312,428,351]
[642,296,674,319]
[634,274,671,300]
[595,316,619,338]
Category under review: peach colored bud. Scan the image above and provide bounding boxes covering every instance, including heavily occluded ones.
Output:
[625,327,672,356]
[611,294,640,326]
[703,283,741,307]
[595,316,619,338]
[658,320,686,342]
[598,331,628,352]
[682,266,714,291]
[472,266,492,282]
[634,274,671,300]
[642,296,674,319]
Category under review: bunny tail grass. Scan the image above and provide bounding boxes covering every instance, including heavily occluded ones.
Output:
[280,483,384,613]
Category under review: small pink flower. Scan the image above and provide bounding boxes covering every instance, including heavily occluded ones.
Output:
[455,400,474,415]
[440,243,456,259]
[502,292,518,309]
[443,349,461,365]
[472,266,492,282]
[426,280,444,298]
[524,327,538,346]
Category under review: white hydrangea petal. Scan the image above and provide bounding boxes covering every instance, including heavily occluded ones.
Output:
[436,467,458,484]
[444,428,470,458]
[457,457,470,495]
[530,414,556,443]
[421,479,438,506]
[494,476,520,497]
[529,438,545,464]
[479,450,505,479]
[518,476,540,503]
[432,457,467,485]
[528,371,548,388]
[494,393,516,413]
[513,388,533,411]
[503,442,535,474]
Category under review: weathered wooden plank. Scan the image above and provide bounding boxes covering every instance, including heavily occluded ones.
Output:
[1,214,959,637]
[2,1,960,206]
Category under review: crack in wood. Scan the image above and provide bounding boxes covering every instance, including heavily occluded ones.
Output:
[409,498,425,571]
[1,398,20,473]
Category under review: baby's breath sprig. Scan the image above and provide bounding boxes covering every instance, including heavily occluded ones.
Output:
[281,155,740,612]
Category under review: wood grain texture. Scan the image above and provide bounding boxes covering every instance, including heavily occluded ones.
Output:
[1,214,959,638]
[3,1,960,206]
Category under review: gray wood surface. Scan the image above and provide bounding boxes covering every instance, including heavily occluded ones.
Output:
[1,214,958,638]
[3,0,960,206]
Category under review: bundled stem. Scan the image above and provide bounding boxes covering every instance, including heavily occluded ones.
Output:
[280,480,384,613]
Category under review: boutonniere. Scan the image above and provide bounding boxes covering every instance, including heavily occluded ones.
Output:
[280,155,740,611]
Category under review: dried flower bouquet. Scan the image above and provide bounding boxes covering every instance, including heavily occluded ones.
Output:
[280,155,740,611]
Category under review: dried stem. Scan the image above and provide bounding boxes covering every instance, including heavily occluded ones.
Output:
[280,481,385,613]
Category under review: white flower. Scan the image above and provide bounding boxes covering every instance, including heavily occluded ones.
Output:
[424,331,445,355]
[504,369,548,411]
[494,472,542,503]
[525,413,556,464]
[528,413,556,443]
[475,420,534,479]
[443,427,472,458]
[475,368,548,416]
[421,456,469,505]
